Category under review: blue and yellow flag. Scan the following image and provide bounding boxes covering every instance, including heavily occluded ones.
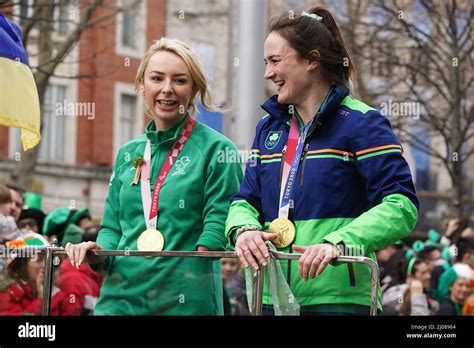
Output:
[0,14,40,151]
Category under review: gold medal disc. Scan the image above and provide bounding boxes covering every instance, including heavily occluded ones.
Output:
[268,218,295,248]
[137,229,165,251]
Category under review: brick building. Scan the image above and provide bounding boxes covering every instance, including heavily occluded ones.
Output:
[0,0,166,218]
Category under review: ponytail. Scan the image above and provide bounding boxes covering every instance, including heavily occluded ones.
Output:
[269,6,355,91]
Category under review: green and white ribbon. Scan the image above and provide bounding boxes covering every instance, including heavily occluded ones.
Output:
[245,242,300,315]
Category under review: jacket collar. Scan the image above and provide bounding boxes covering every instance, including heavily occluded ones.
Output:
[260,83,349,126]
[145,114,190,145]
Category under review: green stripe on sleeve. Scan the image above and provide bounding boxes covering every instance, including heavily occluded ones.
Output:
[306,154,354,162]
[261,158,282,164]
[357,149,401,161]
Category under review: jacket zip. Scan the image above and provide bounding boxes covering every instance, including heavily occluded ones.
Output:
[347,263,356,287]
[339,242,356,287]
[299,117,321,186]
[300,143,310,186]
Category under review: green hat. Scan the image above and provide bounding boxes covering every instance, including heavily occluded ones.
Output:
[5,232,49,248]
[5,232,50,268]
[23,192,42,210]
[70,208,91,226]
[43,207,84,246]
[61,223,84,247]
[43,208,71,236]
[433,263,472,303]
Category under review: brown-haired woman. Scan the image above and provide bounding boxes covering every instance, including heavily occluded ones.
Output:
[226,7,419,315]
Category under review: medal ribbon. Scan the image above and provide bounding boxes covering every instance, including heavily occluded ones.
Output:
[141,117,195,229]
[278,116,311,218]
[278,102,329,218]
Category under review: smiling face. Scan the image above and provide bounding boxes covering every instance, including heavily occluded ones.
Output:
[450,277,471,304]
[264,31,315,106]
[140,50,195,130]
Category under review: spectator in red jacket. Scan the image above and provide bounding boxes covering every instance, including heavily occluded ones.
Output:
[0,232,79,315]
[57,224,103,315]
[57,258,103,315]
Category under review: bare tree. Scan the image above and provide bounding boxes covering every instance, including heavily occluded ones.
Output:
[335,0,473,217]
[0,0,140,190]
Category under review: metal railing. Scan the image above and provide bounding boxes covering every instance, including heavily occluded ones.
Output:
[40,247,380,316]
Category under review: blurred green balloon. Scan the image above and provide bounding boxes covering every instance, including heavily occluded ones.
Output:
[428,228,440,242]
[441,246,451,261]
[413,240,425,253]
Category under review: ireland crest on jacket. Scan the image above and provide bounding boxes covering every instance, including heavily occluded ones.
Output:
[265,131,282,150]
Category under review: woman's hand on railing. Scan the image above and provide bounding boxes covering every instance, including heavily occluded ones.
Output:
[235,230,277,271]
[65,242,104,269]
[292,244,339,281]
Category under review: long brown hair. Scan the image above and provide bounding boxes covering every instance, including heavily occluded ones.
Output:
[268,7,354,91]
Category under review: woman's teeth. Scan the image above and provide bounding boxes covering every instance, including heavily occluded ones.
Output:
[158,100,177,106]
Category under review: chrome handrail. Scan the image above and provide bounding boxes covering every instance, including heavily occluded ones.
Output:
[39,248,379,316]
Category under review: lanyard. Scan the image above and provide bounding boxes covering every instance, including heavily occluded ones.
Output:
[278,89,332,218]
[278,115,313,218]
[140,117,195,229]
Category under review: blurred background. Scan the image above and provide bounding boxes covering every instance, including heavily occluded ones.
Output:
[0,0,473,235]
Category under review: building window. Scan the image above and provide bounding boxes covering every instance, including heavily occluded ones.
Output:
[55,0,70,35]
[19,0,31,26]
[38,84,67,161]
[18,0,39,27]
[115,0,146,59]
[121,11,136,48]
[114,82,143,155]
[17,0,70,34]
[119,94,137,146]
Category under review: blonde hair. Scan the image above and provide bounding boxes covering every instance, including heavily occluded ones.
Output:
[135,37,221,116]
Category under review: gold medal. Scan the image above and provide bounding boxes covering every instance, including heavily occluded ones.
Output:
[137,229,165,251]
[268,218,295,248]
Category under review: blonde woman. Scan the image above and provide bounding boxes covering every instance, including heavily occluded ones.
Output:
[66,38,243,315]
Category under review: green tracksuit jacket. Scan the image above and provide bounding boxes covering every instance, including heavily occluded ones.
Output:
[94,115,243,315]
